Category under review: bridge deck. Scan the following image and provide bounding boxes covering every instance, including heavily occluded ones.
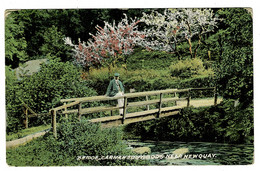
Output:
[50,88,219,138]
[89,98,221,127]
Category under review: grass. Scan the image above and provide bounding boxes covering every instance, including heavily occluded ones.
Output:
[6,124,51,141]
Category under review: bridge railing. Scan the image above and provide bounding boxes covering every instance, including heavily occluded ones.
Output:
[49,87,217,138]
[18,97,49,129]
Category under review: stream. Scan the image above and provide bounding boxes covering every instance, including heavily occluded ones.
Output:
[125,140,254,165]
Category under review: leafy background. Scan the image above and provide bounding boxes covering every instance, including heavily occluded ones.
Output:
[5,8,253,166]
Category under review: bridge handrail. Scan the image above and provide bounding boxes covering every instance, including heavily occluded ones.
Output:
[60,88,179,103]
[50,87,216,138]
[53,87,215,112]
[52,88,179,112]
[60,87,215,102]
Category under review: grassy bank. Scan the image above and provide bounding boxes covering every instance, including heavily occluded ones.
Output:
[6,120,148,166]
[6,125,51,141]
[123,100,253,144]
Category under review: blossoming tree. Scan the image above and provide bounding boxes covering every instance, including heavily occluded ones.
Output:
[140,8,219,58]
[65,14,145,71]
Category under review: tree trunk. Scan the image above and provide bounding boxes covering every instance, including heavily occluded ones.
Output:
[188,38,193,59]
[194,34,202,58]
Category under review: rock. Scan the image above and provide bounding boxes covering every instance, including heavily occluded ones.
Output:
[14,59,48,80]
[172,148,189,155]
[132,147,151,154]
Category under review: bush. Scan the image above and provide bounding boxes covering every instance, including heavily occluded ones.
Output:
[6,66,24,132]
[6,120,148,166]
[85,66,215,98]
[85,67,127,95]
[40,26,72,62]
[124,100,253,144]
[126,47,179,70]
[5,13,28,68]
[6,59,98,133]
[213,8,253,107]
[21,58,97,110]
[169,58,214,78]
[85,66,172,94]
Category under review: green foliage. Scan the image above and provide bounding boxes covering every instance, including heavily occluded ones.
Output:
[5,13,28,68]
[86,66,170,94]
[125,100,253,144]
[85,65,214,97]
[6,59,97,133]
[19,59,97,112]
[6,66,24,132]
[5,8,253,149]
[169,58,214,78]
[40,25,72,61]
[126,47,178,70]
[85,67,126,95]
[8,9,151,62]
[6,120,148,166]
[212,8,253,106]
[6,125,51,141]
[123,69,172,92]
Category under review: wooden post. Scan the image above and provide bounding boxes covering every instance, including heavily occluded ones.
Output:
[122,97,127,124]
[214,87,218,106]
[64,102,68,119]
[51,110,57,138]
[174,91,177,106]
[146,96,150,110]
[78,102,82,121]
[158,93,163,118]
[25,107,28,129]
[187,89,191,107]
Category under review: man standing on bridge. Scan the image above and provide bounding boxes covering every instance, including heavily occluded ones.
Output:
[105,73,125,115]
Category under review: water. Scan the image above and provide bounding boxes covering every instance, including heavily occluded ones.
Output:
[125,140,254,165]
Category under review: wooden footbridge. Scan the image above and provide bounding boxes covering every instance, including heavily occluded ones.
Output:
[50,87,220,138]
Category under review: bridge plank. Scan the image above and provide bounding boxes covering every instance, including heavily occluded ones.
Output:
[90,115,122,123]
[123,110,180,126]
[126,106,184,119]
[50,88,219,138]
[62,109,78,114]
[81,105,122,114]
[89,105,185,124]
[61,98,187,115]
[51,101,80,112]
[176,98,221,107]
[127,97,186,107]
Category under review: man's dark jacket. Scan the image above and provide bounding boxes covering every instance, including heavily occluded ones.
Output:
[106,79,124,97]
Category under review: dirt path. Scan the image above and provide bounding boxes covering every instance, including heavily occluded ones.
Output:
[176,98,222,107]
[6,129,50,149]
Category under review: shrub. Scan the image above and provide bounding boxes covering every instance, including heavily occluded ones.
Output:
[213,8,253,107]
[85,66,172,93]
[6,59,98,133]
[6,66,24,132]
[5,13,28,68]
[169,58,214,78]
[85,67,127,95]
[123,69,171,92]
[85,65,215,97]
[126,47,179,70]
[20,58,97,111]
[40,26,72,62]
[125,100,253,144]
[6,120,148,166]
